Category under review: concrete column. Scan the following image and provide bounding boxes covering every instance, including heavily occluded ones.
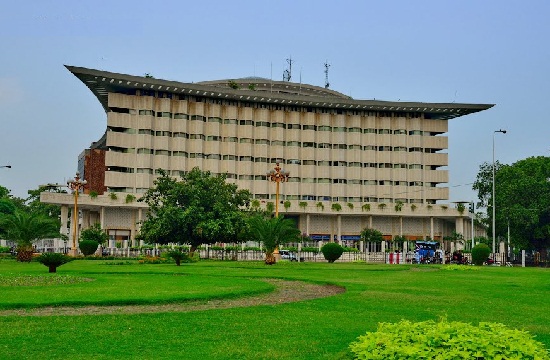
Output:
[306,213,310,235]
[430,217,434,240]
[399,216,403,236]
[100,207,106,229]
[359,240,364,252]
[521,250,525,267]
[455,217,464,237]
[369,215,373,228]
[60,205,69,236]
[336,214,341,243]
[81,209,90,230]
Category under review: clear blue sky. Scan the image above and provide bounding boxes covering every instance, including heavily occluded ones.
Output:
[1,0,549,203]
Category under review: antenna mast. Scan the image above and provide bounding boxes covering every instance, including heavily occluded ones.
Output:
[324,61,330,89]
[283,56,294,82]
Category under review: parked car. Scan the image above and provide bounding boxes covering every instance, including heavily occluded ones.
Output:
[279,250,304,262]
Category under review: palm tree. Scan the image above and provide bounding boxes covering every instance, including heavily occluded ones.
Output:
[0,210,60,262]
[248,215,301,265]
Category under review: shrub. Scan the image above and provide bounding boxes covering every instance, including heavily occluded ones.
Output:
[79,240,99,256]
[0,246,10,253]
[349,319,550,359]
[472,243,491,265]
[166,250,189,266]
[321,242,344,263]
[36,253,73,273]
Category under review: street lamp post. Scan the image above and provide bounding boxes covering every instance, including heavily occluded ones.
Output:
[67,172,87,257]
[266,163,290,218]
[492,129,506,254]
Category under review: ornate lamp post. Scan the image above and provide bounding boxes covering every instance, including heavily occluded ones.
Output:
[492,129,506,254]
[266,163,290,217]
[67,172,87,256]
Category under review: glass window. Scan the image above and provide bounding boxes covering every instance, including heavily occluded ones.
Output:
[255,157,268,163]
[363,180,377,185]
[223,118,238,124]
[348,127,361,133]
[303,125,316,131]
[348,144,362,150]
[155,150,170,156]
[302,160,316,165]
[139,110,154,116]
[239,156,253,162]
[255,121,270,127]
[287,124,301,130]
[363,128,376,134]
[172,132,189,138]
[318,125,331,131]
[156,112,172,118]
[189,153,203,158]
[191,115,205,121]
[378,129,391,134]
[207,117,222,123]
[223,137,238,142]
[409,130,423,135]
[172,151,188,157]
[286,159,301,165]
[238,175,254,180]
[333,144,347,150]
[138,129,154,135]
[302,178,316,183]
[378,146,392,151]
[409,164,423,169]
[189,134,205,140]
[393,146,407,152]
[205,154,221,160]
[136,168,153,174]
[271,140,285,146]
[318,143,331,149]
[174,113,189,119]
[348,179,362,184]
[239,138,252,143]
[302,142,315,148]
[155,131,170,137]
[271,122,285,129]
[317,178,331,184]
[333,127,347,132]
[317,160,330,166]
[255,139,270,145]
[285,141,301,147]
[239,120,254,126]
[363,145,376,151]
[137,148,153,154]
[223,155,237,160]
[207,135,221,141]
[394,129,407,135]
[349,162,362,167]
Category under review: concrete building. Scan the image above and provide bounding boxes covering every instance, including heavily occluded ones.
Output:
[41,65,492,250]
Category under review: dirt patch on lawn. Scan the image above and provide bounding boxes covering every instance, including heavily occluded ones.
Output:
[0,279,345,317]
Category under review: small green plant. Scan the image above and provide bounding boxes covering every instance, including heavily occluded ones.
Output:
[441,205,448,210]
[361,203,371,212]
[166,250,190,266]
[0,246,10,253]
[79,240,99,256]
[316,202,324,210]
[347,202,354,210]
[283,200,291,211]
[394,201,404,212]
[299,201,307,211]
[36,253,73,273]
[331,203,342,212]
[125,194,136,203]
[411,204,417,211]
[472,243,491,265]
[109,192,118,200]
[427,204,433,210]
[227,80,240,89]
[248,83,256,90]
[89,190,98,199]
[457,203,465,215]
[251,199,261,210]
[266,202,275,213]
[378,203,387,209]
[321,242,344,263]
[349,318,550,359]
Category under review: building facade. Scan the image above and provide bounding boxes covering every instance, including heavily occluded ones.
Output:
[41,65,492,249]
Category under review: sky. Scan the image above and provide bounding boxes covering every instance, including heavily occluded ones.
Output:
[1,0,549,203]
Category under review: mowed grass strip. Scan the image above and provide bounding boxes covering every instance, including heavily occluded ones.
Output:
[0,261,274,309]
[0,260,549,360]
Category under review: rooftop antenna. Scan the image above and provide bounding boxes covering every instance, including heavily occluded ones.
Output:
[283,56,293,82]
[324,61,330,89]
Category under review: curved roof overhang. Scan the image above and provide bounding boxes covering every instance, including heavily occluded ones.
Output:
[66,65,494,120]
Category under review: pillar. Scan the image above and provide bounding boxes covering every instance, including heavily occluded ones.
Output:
[336,214,341,243]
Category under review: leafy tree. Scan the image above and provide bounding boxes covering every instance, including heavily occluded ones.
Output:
[248,215,301,265]
[138,168,251,254]
[473,156,550,250]
[26,185,66,219]
[80,223,108,244]
[472,243,491,265]
[361,228,384,243]
[0,210,60,262]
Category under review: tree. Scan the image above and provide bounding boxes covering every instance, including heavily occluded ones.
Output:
[138,168,251,254]
[80,223,108,244]
[473,156,550,251]
[0,210,60,262]
[248,215,301,265]
[36,253,73,273]
[361,228,384,243]
[321,242,344,263]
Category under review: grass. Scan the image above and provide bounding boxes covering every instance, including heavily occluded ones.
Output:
[0,260,549,359]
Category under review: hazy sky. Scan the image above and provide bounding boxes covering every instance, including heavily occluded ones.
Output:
[1,0,549,203]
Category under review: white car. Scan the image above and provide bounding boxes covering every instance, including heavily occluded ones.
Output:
[279,250,299,261]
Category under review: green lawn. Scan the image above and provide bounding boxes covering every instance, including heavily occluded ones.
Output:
[0,260,548,359]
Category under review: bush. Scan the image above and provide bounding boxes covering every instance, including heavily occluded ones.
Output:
[321,243,344,263]
[36,253,73,273]
[79,240,99,256]
[167,250,190,266]
[472,243,491,265]
[349,319,550,359]
[0,246,10,253]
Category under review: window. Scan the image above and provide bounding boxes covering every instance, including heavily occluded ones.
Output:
[363,180,377,185]
[174,113,189,119]
[155,150,170,156]
[364,197,378,202]
[110,107,130,114]
[271,140,285,146]
[286,141,301,147]
[137,148,153,155]
[172,132,189,138]
[364,145,376,151]
[332,161,347,166]
[109,147,134,153]
[255,121,270,127]
[409,147,423,152]
[239,156,253,162]
[348,144,362,150]
[139,110,154,116]
[223,136,238,142]
[205,154,221,160]
[138,129,154,135]
[207,117,222,123]
[302,195,317,200]
[364,128,376,134]
[317,160,330,166]
[189,153,204,158]
[191,115,205,121]
[239,138,252,143]
[271,122,285,129]
[349,162,362,167]
[172,151,188,157]
[302,160,316,165]
[409,164,423,169]
[303,125,316,131]
[394,163,408,169]
[317,178,331,184]
[348,179,362,184]
[255,157,268,163]
[379,163,393,168]
[348,127,361,133]
[378,180,393,185]
[333,144,347,150]
[207,135,221,141]
[226,173,237,179]
[136,168,153,174]
[239,120,254,126]
[238,175,254,180]
[189,134,205,140]
[303,142,315,148]
[333,179,347,184]
[317,125,331,131]
[333,127,347,132]
[394,181,408,186]
[393,146,407,152]
[287,124,301,130]
[254,175,267,180]
[286,159,301,165]
[318,143,331,149]
[378,129,391,134]
[302,178,316,183]
[108,166,134,173]
[223,118,238,124]
[409,181,423,186]
[393,129,407,135]
[223,155,237,160]
[255,139,270,145]
[156,112,172,118]
[409,130,423,135]
[378,146,392,151]
[155,131,170,137]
